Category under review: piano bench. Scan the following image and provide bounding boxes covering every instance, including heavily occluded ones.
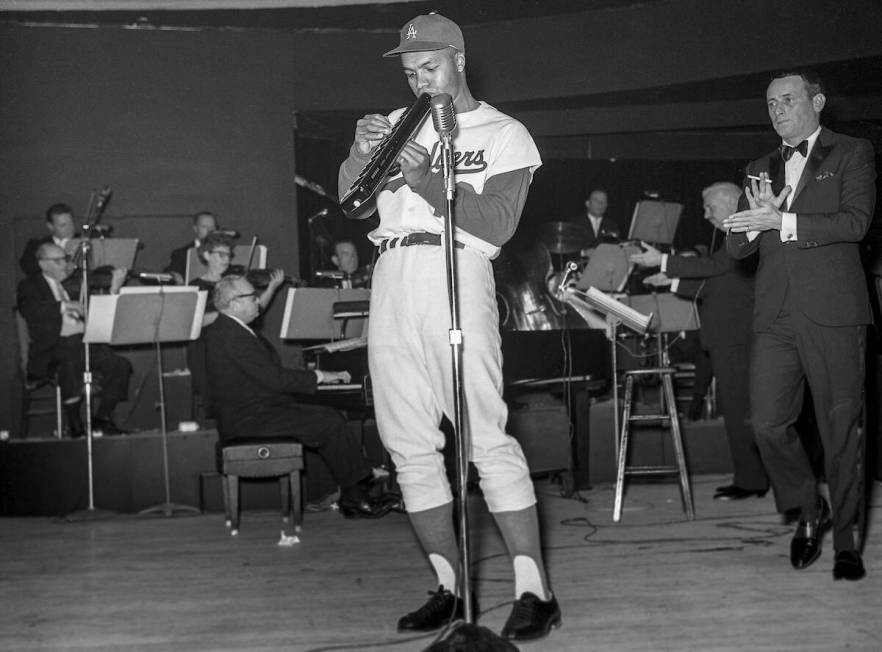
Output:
[220,439,304,537]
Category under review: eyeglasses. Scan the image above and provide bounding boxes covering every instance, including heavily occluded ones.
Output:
[39,255,71,263]
[233,292,259,301]
[210,250,232,259]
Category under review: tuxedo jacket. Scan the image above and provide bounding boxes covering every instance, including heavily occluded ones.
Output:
[667,246,756,349]
[568,215,621,250]
[727,128,876,331]
[204,313,318,437]
[16,274,68,376]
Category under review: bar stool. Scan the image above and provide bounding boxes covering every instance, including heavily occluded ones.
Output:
[220,438,304,537]
[613,367,694,522]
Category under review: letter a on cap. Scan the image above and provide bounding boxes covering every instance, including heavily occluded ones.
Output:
[406,24,417,40]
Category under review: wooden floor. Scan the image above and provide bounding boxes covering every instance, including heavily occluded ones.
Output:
[2,474,881,652]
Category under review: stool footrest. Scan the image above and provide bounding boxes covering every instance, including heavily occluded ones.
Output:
[624,466,682,476]
[627,414,671,422]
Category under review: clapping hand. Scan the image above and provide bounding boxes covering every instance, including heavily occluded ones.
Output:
[723,172,791,233]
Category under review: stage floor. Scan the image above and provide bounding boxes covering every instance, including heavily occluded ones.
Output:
[2,474,880,652]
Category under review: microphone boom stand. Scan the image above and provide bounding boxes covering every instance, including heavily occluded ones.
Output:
[66,224,115,521]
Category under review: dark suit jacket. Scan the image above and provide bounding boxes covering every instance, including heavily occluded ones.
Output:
[667,246,756,348]
[204,313,318,437]
[16,274,66,376]
[727,128,876,331]
[164,243,193,277]
[568,215,621,250]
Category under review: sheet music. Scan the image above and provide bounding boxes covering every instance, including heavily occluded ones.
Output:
[85,286,207,344]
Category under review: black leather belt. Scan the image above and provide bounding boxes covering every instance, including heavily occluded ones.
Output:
[378,232,465,254]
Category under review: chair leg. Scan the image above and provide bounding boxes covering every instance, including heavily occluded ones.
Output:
[55,385,63,439]
[279,475,290,533]
[291,470,303,532]
[224,474,241,535]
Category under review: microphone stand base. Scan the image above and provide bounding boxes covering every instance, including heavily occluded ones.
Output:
[138,502,201,518]
[63,506,118,523]
[429,622,520,652]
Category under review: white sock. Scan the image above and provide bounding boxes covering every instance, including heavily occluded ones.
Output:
[513,555,550,601]
[428,553,457,595]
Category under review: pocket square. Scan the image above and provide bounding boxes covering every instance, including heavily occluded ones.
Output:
[814,170,835,182]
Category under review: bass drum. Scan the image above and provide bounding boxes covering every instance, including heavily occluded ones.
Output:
[493,244,564,331]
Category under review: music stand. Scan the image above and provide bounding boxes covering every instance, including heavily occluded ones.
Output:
[84,286,207,517]
[279,287,370,340]
[627,200,683,245]
[185,244,267,283]
[559,286,652,457]
[576,242,643,292]
[627,292,701,368]
[88,237,140,269]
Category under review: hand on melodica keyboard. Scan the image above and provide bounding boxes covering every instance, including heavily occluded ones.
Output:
[354,113,392,156]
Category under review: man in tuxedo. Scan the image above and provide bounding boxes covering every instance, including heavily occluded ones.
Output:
[164,211,218,282]
[314,238,372,288]
[19,203,80,277]
[17,243,132,437]
[203,274,393,519]
[631,182,767,500]
[724,71,876,581]
[571,189,620,256]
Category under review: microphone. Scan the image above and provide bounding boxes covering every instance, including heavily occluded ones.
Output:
[214,229,240,238]
[308,208,329,223]
[315,270,346,279]
[138,272,175,283]
[430,93,456,137]
[295,174,331,198]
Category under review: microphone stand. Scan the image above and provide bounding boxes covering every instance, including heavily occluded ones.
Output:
[66,223,115,522]
[437,128,473,625]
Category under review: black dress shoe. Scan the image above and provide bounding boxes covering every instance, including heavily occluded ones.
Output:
[337,495,393,519]
[790,497,832,570]
[713,485,768,500]
[833,550,866,581]
[397,586,469,632]
[500,592,561,642]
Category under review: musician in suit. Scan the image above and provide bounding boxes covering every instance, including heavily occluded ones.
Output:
[19,203,80,277]
[203,275,392,519]
[723,71,876,581]
[631,182,768,500]
[164,211,218,283]
[17,242,133,437]
[314,238,373,288]
[338,12,559,641]
[571,189,620,257]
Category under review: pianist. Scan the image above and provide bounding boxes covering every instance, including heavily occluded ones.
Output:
[204,275,394,518]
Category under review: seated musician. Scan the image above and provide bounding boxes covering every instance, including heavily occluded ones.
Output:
[188,231,285,416]
[164,211,218,284]
[569,188,621,258]
[190,231,284,327]
[204,275,395,518]
[315,238,372,289]
[16,243,133,437]
[19,203,81,277]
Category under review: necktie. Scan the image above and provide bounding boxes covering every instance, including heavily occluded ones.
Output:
[781,140,808,161]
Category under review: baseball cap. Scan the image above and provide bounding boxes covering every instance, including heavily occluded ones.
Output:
[383,12,464,58]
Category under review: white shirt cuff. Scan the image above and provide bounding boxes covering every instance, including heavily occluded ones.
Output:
[313,369,324,384]
[670,278,680,293]
[660,254,669,273]
[779,212,798,242]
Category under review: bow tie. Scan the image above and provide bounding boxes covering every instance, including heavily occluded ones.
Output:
[781,140,808,161]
